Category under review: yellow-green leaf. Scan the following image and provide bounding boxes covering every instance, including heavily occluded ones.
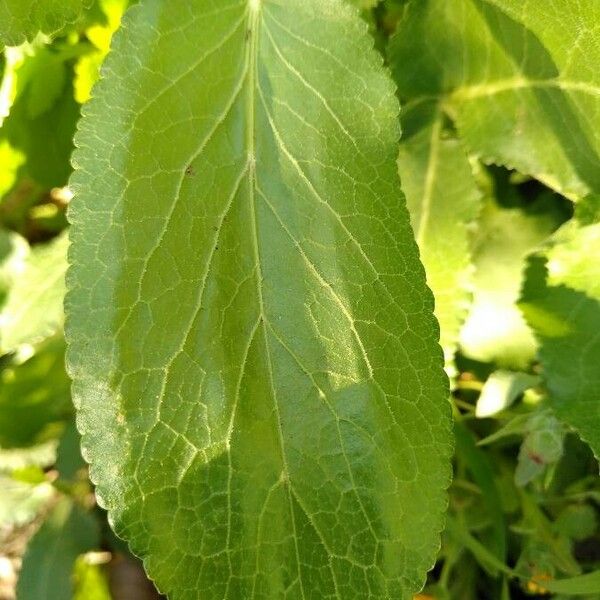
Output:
[66,1,452,598]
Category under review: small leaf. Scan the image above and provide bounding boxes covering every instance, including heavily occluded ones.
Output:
[73,556,112,600]
[66,0,452,598]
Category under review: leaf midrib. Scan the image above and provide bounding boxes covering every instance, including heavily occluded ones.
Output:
[244,3,310,598]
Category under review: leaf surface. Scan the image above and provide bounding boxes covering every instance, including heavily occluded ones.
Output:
[520,208,600,458]
[0,0,93,46]
[388,0,600,199]
[66,0,452,598]
[398,100,480,373]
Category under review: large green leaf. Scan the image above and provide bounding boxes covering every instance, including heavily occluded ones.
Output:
[398,100,480,373]
[0,0,93,46]
[66,0,452,598]
[520,208,600,458]
[388,0,600,199]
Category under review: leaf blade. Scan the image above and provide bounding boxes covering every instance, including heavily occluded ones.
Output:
[66,1,452,598]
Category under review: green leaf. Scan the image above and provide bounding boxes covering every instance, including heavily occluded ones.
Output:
[459,185,566,368]
[0,0,93,46]
[0,228,28,306]
[0,338,72,447]
[66,0,452,598]
[55,419,85,481]
[0,475,54,527]
[388,0,600,199]
[445,515,512,578]
[347,0,380,9]
[16,497,99,600]
[1,70,80,189]
[475,370,539,418]
[398,100,481,374]
[73,557,111,600]
[455,423,506,561]
[0,231,68,353]
[520,212,600,459]
[542,571,600,596]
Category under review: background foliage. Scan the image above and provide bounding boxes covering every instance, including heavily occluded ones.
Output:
[0,0,598,599]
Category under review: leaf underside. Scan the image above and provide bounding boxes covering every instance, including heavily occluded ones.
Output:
[66,0,452,598]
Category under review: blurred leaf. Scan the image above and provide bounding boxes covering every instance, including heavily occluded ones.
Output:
[519,491,581,576]
[0,475,53,527]
[73,556,111,600]
[16,496,99,600]
[0,0,93,46]
[0,338,72,447]
[388,0,600,199]
[1,77,79,189]
[445,514,513,578]
[476,370,540,418]
[0,440,56,471]
[478,414,530,447]
[0,228,27,306]
[0,140,25,197]
[555,505,597,542]
[11,465,47,485]
[460,194,564,368]
[0,231,68,353]
[541,570,600,595]
[515,412,564,487]
[65,0,453,597]
[74,0,128,103]
[55,419,85,482]
[398,100,481,375]
[455,423,506,560]
[520,208,600,459]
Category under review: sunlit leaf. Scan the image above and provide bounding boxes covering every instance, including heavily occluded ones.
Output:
[460,192,565,368]
[66,0,452,597]
[398,100,481,374]
[0,231,68,353]
[388,0,600,199]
